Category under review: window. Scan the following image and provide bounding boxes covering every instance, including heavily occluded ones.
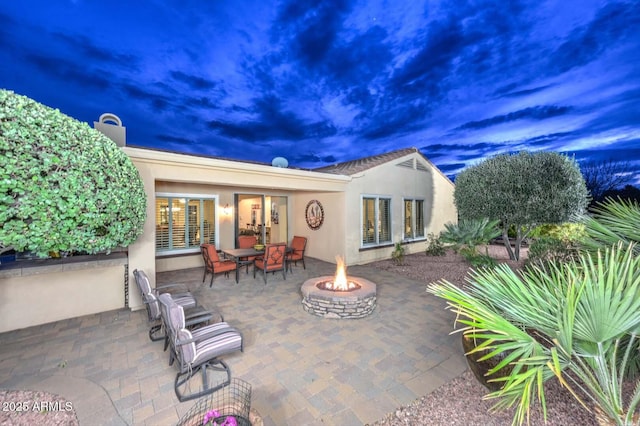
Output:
[404,199,425,240]
[155,195,217,253]
[362,196,392,246]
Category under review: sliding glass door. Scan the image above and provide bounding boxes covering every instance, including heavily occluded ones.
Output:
[235,194,288,246]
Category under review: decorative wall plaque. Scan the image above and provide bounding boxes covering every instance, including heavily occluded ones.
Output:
[305,200,324,230]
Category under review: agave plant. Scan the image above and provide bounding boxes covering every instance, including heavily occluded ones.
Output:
[581,198,640,255]
[427,243,640,426]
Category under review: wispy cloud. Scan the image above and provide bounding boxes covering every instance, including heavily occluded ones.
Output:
[456,105,574,130]
[0,0,638,181]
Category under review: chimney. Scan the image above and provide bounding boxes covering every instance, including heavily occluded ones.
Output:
[93,113,126,147]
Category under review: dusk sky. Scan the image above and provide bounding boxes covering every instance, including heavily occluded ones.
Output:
[1,1,639,182]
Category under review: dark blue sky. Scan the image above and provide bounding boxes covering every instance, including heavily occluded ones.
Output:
[2,1,639,182]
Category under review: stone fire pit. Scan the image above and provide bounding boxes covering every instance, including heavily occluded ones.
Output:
[301,276,377,319]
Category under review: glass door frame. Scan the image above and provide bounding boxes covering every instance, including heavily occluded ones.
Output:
[234,193,288,247]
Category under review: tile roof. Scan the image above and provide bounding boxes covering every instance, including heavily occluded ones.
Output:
[313,147,422,175]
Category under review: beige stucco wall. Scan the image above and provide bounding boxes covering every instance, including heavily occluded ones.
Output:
[344,152,457,265]
[0,257,127,333]
[290,192,347,264]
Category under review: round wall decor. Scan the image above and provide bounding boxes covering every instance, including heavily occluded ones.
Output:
[305,200,324,230]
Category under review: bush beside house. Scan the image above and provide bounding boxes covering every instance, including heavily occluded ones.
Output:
[0,89,146,258]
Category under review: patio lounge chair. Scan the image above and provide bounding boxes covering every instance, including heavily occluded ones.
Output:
[287,235,307,272]
[201,244,237,287]
[133,269,216,343]
[253,243,287,284]
[159,293,244,402]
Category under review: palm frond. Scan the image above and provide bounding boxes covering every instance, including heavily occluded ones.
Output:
[581,198,640,254]
[427,243,640,425]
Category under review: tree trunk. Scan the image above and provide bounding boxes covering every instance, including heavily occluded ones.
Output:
[514,227,522,261]
[502,228,516,260]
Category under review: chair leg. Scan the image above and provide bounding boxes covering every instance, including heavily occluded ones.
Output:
[202,268,207,283]
[149,324,164,342]
[209,273,215,288]
[174,360,231,402]
[302,258,306,269]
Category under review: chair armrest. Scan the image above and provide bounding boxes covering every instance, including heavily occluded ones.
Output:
[185,313,213,327]
[166,291,194,299]
[154,283,189,294]
[175,327,242,346]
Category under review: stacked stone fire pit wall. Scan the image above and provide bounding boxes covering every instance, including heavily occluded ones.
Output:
[300,276,377,319]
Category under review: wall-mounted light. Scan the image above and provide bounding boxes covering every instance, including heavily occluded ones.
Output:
[223,204,231,215]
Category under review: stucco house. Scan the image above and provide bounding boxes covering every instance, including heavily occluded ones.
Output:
[0,118,456,332]
[124,141,456,309]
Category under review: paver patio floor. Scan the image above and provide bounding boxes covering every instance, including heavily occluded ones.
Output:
[0,257,467,425]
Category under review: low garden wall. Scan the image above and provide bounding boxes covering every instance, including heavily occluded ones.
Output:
[0,253,128,333]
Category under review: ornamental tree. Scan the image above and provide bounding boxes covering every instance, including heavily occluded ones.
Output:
[454,151,589,260]
[0,89,146,258]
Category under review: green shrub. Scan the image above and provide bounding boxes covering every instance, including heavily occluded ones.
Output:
[425,233,446,256]
[0,89,146,257]
[527,223,585,267]
[530,222,586,242]
[527,236,580,266]
[391,242,405,265]
[459,246,498,268]
[440,218,501,254]
[440,218,500,267]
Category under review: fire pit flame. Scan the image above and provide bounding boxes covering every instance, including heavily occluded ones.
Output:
[326,255,358,291]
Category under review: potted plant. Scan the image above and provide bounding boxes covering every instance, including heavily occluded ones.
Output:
[428,242,640,425]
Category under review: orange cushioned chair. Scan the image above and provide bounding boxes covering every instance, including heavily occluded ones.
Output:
[253,243,286,284]
[287,236,307,272]
[237,235,259,273]
[201,244,237,287]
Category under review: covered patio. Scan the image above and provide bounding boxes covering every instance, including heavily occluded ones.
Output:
[0,258,466,425]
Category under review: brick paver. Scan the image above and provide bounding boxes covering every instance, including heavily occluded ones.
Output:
[0,258,467,425]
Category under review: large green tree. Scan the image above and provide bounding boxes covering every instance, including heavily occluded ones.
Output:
[0,89,146,258]
[454,151,589,260]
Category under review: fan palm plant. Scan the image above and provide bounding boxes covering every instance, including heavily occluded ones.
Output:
[581,198,640,255]
[427,243,640,426]
[440,218,502,253]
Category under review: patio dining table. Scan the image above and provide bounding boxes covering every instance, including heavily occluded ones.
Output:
[221,247,293,283]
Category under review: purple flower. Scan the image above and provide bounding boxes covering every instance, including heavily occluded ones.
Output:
[203,409,220,425]
[220,416,237,426]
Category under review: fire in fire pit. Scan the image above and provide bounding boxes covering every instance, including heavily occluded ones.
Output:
[316,256,361,292]
[301,256,376,319]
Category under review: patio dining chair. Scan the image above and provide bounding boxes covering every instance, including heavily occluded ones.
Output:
[253,243,287,284]
[201,244,237,287]
[237,234,259,273]
[159,293,244,402]
[133,269,217,342]
[287,235,307,272]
